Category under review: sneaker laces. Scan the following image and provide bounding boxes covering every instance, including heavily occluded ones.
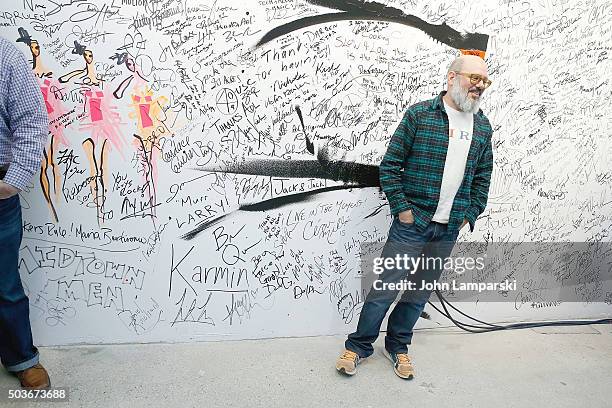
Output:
[396,353,411,364]
[340,350,358,361]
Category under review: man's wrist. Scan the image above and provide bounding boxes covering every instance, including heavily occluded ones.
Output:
[0,180,21,199]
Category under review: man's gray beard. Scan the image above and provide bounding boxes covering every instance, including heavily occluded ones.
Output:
[449,77,481,114]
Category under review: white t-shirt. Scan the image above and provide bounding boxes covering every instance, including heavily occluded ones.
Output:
[431,101,474,223]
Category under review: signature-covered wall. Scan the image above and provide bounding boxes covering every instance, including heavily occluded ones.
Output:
[1,0,610,345]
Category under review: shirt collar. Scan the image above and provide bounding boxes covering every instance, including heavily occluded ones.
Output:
[431,91,447,112]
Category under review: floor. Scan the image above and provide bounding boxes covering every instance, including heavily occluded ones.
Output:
[1,324,611,408]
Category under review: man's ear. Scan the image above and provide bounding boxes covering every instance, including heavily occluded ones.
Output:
[447,71,455,86]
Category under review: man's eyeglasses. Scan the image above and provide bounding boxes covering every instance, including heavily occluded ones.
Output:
[453,72,492,88]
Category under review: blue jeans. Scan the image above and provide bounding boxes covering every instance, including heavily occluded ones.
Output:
[0,195,39,372]
[345,217,459,358]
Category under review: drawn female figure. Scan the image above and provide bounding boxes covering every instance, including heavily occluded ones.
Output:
[29,40,53,78]
[16,27,53,78]
[39,78,70,223]
[79,87,125,225]
[16,28,69,221]
[113,54,148,99]
[127,87,170,221]
[59,47,102,87]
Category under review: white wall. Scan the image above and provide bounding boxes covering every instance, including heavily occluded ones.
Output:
[1,0,610,345]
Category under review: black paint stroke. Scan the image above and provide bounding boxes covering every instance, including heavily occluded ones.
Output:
[194,157,379,186]
[183,104,385,240]
[185,154,380,240]
[180,213,231,241]
[181,185,364,240]
[241,185,360,211]
[363,202,386,219]
[295,105,314,154]
[256,0,488,51]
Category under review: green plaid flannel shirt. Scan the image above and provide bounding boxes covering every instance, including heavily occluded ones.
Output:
[379,91,494,233]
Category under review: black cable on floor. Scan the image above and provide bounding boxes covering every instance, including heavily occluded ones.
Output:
[425,289,612,333]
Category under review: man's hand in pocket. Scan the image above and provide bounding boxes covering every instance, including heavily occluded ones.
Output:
[398,209,414,224]
[0,181,20,200]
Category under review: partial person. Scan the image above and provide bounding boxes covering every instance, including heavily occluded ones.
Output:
[0,35,50,388]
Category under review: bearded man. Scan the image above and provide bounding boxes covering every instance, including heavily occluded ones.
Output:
[336,54,494,379]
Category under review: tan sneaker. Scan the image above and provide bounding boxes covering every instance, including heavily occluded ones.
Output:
[383,350,414,379]
[16,363,51,388]
[336,349,361,376]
